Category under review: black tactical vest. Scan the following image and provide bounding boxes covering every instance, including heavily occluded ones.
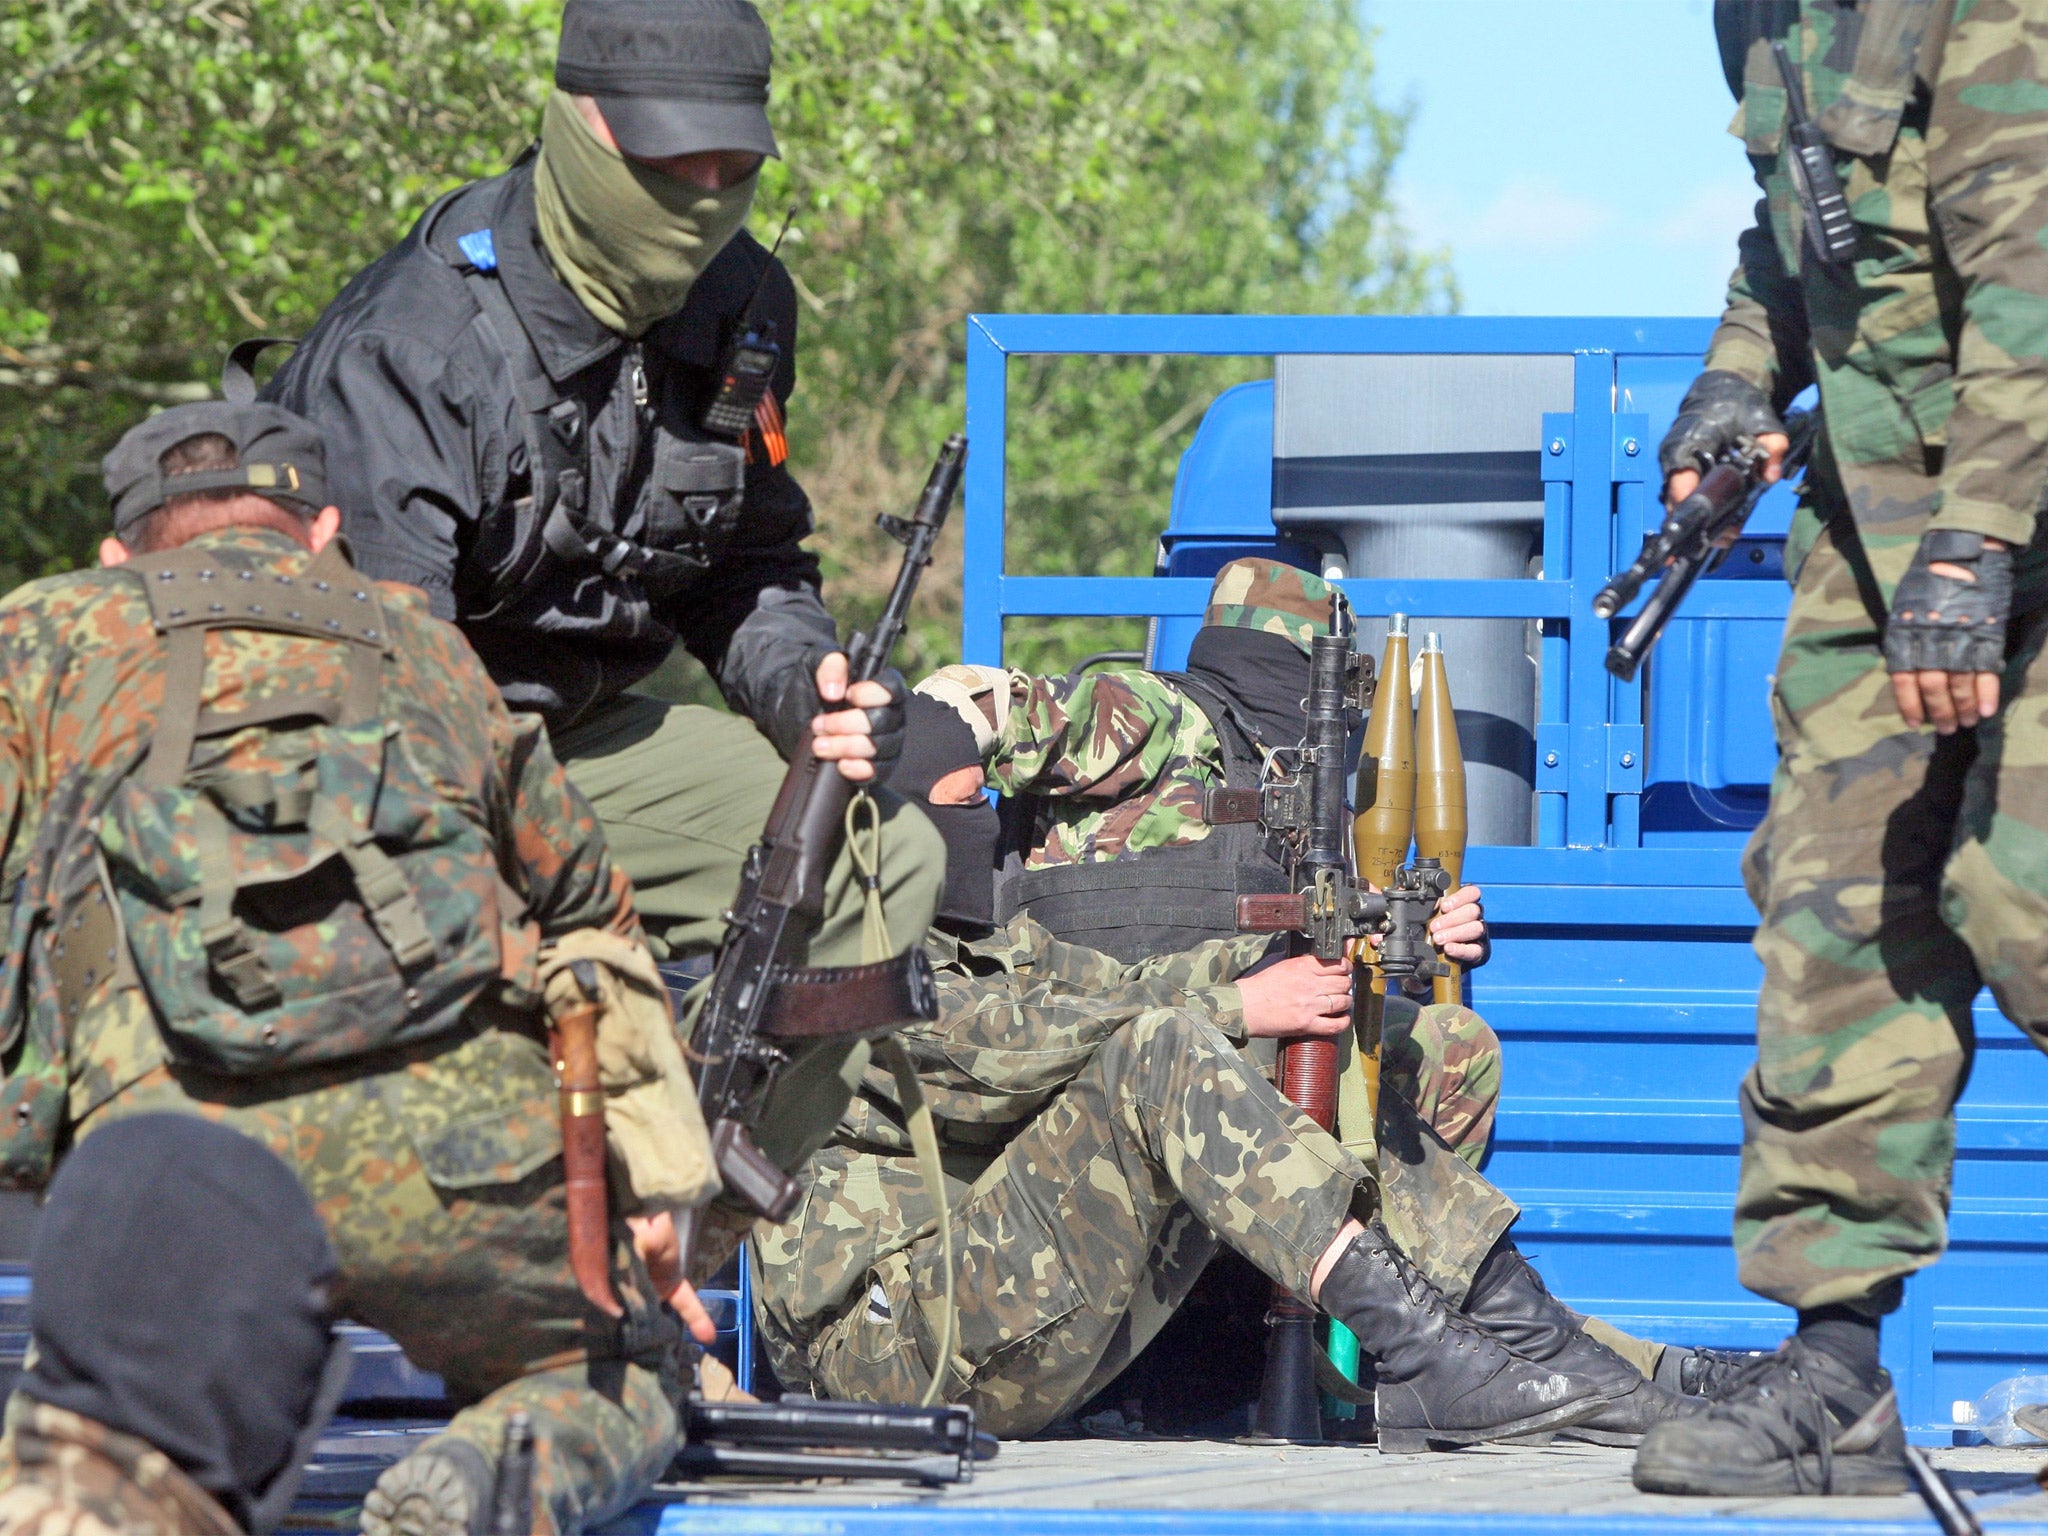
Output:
[419,171,749,624]
[994,675,1291,964]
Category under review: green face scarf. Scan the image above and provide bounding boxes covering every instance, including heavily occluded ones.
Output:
[533,89,758,338]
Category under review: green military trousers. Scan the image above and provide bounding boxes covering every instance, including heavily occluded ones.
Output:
[554,695,945,1172]
[1735,505,2048,1314]
[82,1024,678,1536]
[791,1004,1517,1437]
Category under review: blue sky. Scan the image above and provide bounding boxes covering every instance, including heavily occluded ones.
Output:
[1365,0,1757,317]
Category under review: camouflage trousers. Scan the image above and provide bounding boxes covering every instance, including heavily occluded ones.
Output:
[78,1022,685,1536]
[792,1005,1515,1437]
[556,695,945,1174]
[1383,996,1500,1170]
[1736,504,2048,1313]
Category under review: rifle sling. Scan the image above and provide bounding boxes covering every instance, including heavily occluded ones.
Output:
[760,950,937,1039]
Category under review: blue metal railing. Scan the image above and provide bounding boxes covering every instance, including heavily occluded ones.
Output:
[958,312,2048,1440]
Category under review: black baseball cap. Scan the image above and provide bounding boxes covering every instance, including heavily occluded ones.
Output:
[102,401,329,538]
[555,0,778,160]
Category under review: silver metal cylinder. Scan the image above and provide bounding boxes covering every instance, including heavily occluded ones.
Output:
[1272,354,1574,845]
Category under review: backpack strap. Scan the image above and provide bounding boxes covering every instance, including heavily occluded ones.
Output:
[133,541,389,788]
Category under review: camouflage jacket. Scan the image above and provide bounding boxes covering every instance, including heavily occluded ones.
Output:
[0,1400,241,1536]
[752,913,1269,1344]
[919,664,1233,869]
[0,527,638,1125]
[1707,0,2048,550]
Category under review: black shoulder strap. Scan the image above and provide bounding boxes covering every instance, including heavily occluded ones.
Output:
[222,337,299,404]
[1156,672,1272,789]
[421,191,710,611]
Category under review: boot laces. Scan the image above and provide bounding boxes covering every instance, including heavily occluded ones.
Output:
[1709,1344,1844,1493]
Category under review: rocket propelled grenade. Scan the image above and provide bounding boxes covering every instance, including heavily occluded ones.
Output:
[1412,633,1467,1006]
[1352,615,1415,1119]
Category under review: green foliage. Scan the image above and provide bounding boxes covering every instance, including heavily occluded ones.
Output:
[0,0,1447,671]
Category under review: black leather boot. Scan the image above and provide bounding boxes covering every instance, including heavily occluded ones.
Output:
[1317,1223,1622,1453]
[1655,1345,1772,1399]
[1633,1337,1908,1496]
[1461,1237,1699,1446]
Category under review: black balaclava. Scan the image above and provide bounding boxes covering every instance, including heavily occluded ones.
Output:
[24,1114,351,1534]
[894,693,999,928]
[1183,625,1316,752]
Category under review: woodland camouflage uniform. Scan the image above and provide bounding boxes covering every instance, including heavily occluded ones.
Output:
[918,562,1503,1174]
[1709,0,2048,1313]
[0,528,683,1535]
[751,913,1519,1436]
[0,1403,241,1536]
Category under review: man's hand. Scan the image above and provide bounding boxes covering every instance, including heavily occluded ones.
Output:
[1659,369,1788,513]
[626,1211,718,1345]
[1664,432,1788,512]
[1428,884,1490,967]
[1240,954,1353,1039]
[1883,531,2012,733]
[809,653,907,783]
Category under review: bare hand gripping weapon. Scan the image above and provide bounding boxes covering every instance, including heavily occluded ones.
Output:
[1596,409,1815,682]
[678,435,966,1275]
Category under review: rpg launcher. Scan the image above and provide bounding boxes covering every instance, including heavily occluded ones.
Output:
[677,435,966,1277]
[1596,409,1815,682]
[1231,601,1462,1443]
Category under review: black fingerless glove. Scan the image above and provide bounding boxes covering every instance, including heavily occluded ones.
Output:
[754,652,909,781]
[866,667,908,783]
[756,644,842,761]
[1658,370,1787,480]
[1883,530,2013,676]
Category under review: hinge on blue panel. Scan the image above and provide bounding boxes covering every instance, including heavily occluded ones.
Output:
[1606,724,1645,792]
[1612,414,1651,482]
[1536,723,1570,791]
[1540,413,1573,482]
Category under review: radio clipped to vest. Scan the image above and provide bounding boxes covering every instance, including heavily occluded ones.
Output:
[700,207,793,440]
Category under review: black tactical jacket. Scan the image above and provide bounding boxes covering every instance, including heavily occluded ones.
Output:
[265,159,836,736]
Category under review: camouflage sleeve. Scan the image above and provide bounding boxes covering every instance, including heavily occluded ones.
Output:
[1923,0,2048,546]
[495,708,640,941]
[978,669,1195,802]
[1703,191,1817,410]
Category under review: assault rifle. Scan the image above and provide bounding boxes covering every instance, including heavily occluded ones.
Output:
[677,435,966,1275]
[1595,409,1816,682]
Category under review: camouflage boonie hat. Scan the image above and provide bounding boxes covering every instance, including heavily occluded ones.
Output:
[1201,558,1349,656]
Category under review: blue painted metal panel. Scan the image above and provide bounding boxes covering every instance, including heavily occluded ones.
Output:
[958,311,2048,1444]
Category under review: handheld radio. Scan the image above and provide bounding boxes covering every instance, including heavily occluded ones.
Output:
[701,207,796,439]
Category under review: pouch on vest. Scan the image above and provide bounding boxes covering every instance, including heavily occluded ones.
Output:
[639,428,746,588]
[94,542,507,1075]
[0,768,131,1187]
